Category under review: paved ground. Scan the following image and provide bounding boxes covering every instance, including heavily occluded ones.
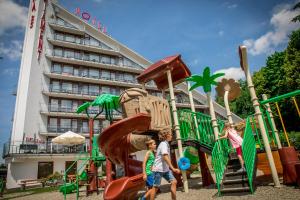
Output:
[3,176,300,200]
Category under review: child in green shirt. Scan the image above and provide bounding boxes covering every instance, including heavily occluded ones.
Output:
[141,139,156,200]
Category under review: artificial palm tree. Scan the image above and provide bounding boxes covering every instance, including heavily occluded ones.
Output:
[76,93,121,190]
[186,67,224,139]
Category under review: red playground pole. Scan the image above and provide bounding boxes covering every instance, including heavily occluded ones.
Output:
[88,118,97,192]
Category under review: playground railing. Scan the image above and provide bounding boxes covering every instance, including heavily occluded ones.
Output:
[211,140,229,195]
[178,109,224,149]
[242,117,257,193]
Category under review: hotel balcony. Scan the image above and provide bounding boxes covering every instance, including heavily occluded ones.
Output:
[48,22,85,36]
[2,141,88,159]
[44,70,142,89]
[45,51,143,74]
[40,125,103,137]
[39,103,122,120]
[47,34,120,56]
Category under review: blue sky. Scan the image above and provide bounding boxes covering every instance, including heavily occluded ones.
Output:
[0,0,299,161]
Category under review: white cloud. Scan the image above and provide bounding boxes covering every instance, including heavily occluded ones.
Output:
[214,67,245,81]
[0,0,28,36]
[243,2,300,55]
[227,4,238,9]
[0,40,23,60]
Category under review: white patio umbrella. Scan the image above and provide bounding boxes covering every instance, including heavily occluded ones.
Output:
[52,131,85,145]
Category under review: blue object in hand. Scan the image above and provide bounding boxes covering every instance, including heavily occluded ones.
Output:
[178,157,191,170]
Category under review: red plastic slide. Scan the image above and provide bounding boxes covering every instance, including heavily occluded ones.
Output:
[99,113,151,200]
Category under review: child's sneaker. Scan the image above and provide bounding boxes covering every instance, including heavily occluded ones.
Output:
[236,167,245,173]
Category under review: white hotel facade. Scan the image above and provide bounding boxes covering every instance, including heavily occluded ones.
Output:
[3,0,242,189]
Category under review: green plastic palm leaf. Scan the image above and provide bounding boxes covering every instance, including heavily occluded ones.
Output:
[91,94,120,110]
[186,66,225,93]
[76,102,91,114]
[91,94,120,121]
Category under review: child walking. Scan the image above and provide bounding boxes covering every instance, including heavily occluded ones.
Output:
[141,139,156,200]
[151,130,180,200]
[218,122,245,172]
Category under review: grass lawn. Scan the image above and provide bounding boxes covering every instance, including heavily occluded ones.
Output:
[2,186,59,200]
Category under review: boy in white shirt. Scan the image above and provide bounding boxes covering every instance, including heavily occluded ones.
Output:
[151,130,180,200]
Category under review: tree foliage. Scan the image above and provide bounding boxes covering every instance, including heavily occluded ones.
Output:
[216,29,300,131]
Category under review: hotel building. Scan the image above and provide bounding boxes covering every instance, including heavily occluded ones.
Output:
[3,0,242,189]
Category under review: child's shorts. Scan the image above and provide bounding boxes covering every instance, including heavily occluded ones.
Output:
[236,146,242,156]
[146,173,154,188]
[153,171,175,187]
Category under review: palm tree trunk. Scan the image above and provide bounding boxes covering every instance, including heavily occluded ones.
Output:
[206,92,220,140]
[224,90,234,127]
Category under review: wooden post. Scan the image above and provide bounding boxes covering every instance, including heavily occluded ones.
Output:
[166,69,189,193]
[207,92,220,140]
[262,94,282,149]
[224,90,234,127]
[239,46,280,187]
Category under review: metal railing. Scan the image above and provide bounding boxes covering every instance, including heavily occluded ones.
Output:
[178,109,224,149]
[50,33,114,51]
[212,140,229,195]
[2,141,88,158]
[49,69,139,85]
[242,117,257,193]
[45,125,103,134]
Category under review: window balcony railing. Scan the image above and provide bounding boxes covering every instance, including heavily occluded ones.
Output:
[46,125,103,134]
[2,141,88,158]
[47,85,122,97]
[47,50,143,70]
[50,34,115,51]
[49,70,139,85]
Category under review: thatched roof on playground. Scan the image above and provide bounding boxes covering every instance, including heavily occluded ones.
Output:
[137,55,191,90]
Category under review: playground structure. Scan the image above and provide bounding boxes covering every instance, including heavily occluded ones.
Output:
[58,47,299,199]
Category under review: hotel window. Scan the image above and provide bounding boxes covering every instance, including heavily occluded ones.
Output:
[84,35,90,45]
[110,87,117,95]
[49,118,57,130]
[116,72,124,81]
[74,51,81,59]
[62,65,73,75]
[124,74,134,82]
[57,18,65,26]
[51,81,60,92]
[65,49,74,58]
[38,162,53,179]
[52,63,61,73]
[82,121,88,133]
[101,55,110,64]
[81,85,89,95]
[89,85,99,96]
[90,54,100,62]
[94,120,100,133]
[72,102,78,113]
[55,32,64,41]
[90,37,99,47]
[54,48,63,57]
[81,68,88,77]
[73,84,79,94]
[111,57,116,65]
[73,68,79,76]
[62,82,72,93]
[110,72,115,80]
[65,34,75,43]
[50,99,59,112]
[101,70,110,80]
[61,100,72,112]
[101,86,110,94]
[89,68,99,79]
[75,36,81,44]
[61,118,71,129]
[71,119,77,131]
[83,53,89,61]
